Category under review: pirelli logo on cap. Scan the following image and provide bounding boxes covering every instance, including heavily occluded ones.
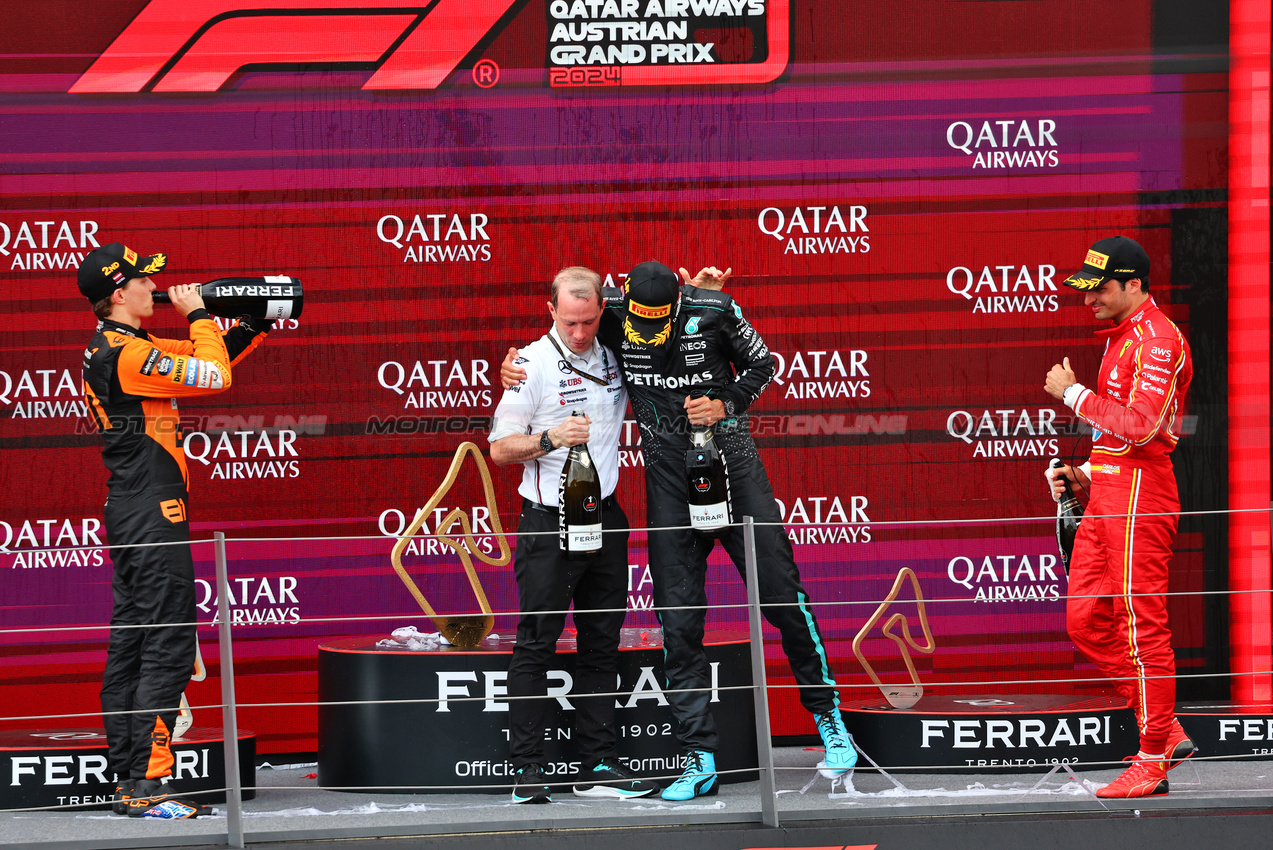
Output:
[629,300,671,320]
[123,246,138,265]
[1084,249,1110,270]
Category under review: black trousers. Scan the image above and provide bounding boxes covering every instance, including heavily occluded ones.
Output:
[100,484,197,782]
[507,498,629,770]
[645,450,839,752]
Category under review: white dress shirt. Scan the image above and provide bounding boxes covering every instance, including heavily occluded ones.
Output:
[490,325,626,505]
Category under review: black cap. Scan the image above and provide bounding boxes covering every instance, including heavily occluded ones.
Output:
[623,261,679,345]
[1062,235,1149,292]
[77,242,167,303]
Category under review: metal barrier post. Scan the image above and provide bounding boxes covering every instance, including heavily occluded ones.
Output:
[742,516,779,827]
[214,532,245,848]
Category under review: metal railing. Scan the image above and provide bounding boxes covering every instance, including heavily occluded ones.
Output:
[0,504,1270,847]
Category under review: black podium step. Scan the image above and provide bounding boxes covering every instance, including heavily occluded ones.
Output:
[844,695,1273,773]
[0,727,256,810]
[318,628,758,792]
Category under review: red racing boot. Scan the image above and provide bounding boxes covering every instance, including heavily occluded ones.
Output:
[1164,719,1196,771]
[1095,757,1169,798]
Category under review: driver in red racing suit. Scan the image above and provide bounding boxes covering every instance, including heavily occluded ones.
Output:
[1045,235,1194,799]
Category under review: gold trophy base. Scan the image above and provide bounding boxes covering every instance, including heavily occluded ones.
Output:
[435,614,496,649]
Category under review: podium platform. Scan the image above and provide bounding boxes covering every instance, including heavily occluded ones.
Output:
[0,727,256,810]
[844,694,1138,772]
[318,628,758,792]
[844,694,1273,772]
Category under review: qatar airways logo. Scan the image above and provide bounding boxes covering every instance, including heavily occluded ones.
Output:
[0,219,99,272]
[2,517,105,569]
[379,505,500,556]
[946,119,1060,169]
[378,359,493,409]
[946,264,1059,314]
[72,0,788,94]
[775,496,871,545]
[377,213,492,263]
[757,206,870,256]
[617,418,644,468]
[547,0,788,87]
[771,350,870,400]
[196,574,301,626]
[945,408,1059,459]
[184,429,302,479]
[627,559,654,611]
[1,367,86,420]
[946,553,1064,603]
[548,0,764,67]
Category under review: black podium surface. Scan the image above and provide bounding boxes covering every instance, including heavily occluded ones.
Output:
[0,727,256,810]
[842,694,1273,772]
[318,628,757,792]
[843,694,1138,772]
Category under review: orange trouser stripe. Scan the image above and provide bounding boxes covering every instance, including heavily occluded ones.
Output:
[145,716,174,780]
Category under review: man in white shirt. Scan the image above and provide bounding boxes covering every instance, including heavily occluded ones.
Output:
[489,266,657,803]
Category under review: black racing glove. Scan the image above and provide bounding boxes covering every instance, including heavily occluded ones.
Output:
[236,315,274,335]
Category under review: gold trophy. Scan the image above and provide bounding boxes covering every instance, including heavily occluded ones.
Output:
[390,442,512,648]
[851,567,936,709]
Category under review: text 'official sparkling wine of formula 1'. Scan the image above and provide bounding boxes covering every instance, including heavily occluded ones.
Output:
[686,396,730,531]
[559,411,603,554]
[1050,458,1083,574]
[153,276,303,321]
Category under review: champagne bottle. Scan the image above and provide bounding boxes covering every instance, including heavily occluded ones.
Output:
[153,276,303,321]
[1051,458,1083,574]
[686,392,730,532]
[559,411,603,555]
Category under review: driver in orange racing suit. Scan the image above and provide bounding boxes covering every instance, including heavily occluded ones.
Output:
[79,242,270,818]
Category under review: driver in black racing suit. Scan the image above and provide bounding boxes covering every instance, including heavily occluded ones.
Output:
[606,261,855,800]
[503,261,855,801]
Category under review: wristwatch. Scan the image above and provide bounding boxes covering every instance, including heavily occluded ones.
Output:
[539,430,554,453]
[720,398,736,419]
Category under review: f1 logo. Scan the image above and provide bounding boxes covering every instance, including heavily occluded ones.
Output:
[70,0,519,93]
[71,0,790,93]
